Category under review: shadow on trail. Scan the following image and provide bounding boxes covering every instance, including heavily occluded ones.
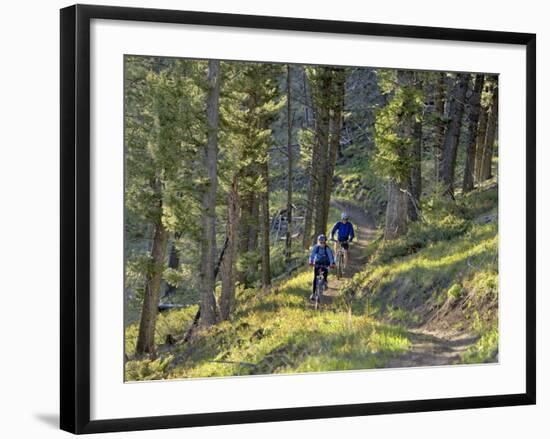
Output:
[243,324,409,375]
[385,331,482,368]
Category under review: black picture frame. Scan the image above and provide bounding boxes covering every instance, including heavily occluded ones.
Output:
[60,4,536,434]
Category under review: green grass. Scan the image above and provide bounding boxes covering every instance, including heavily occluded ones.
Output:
[125,269,411,381]
[348,217,497,319]
[351,220,496,294]
[461,323,498,364]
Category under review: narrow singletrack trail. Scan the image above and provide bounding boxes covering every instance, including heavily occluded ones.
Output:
[323,198,377,299]
[385,331,478,368]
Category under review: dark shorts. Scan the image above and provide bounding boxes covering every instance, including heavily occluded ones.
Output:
[338,240,349,250]
[312,265,329,293]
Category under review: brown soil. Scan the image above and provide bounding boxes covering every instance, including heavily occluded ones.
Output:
[385,330,479,368]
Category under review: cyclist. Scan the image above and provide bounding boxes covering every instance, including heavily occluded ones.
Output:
[330,212,355,268]
[308,234,335,301]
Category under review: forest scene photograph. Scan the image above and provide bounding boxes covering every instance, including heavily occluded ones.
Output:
[124,55,499,381]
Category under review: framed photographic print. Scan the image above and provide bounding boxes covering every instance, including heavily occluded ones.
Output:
[60,4,536,434]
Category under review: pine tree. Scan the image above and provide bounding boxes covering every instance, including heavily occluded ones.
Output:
[433,72,447,181]
[223,62,282,287]
[408,72,423,221]
[306,67,347,239]
[439,73,470,198]
[374,69,424,239]
[198,59,221,328]
[219,174,239,320]
[323,68,347,228]
[284,64,294,265]
[310,67,332,239]
[126,58,207,354]
[474,90,489,183]
[480,79,499,181]
[462,74,484,193]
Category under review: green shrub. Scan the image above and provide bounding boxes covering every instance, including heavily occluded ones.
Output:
[236,251,261,286]
[412,214,468,243]
[126,355,174,381]
[460,181,498,219]
[372,212,468,264]
[446,283,463,302]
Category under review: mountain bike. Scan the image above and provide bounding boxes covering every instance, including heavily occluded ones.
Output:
[312,267,327,311]
[334,240,349,280]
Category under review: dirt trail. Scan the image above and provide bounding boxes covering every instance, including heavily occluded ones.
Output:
[323,198,478,368]
[385,330,478,368]
[323,198,377,297]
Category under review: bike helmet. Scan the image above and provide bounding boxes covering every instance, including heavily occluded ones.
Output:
[317,234,327,242]
[341,212,350,220]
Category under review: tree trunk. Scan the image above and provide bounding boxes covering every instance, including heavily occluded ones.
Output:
[302,68,318,249]
[384,70,415,239]
[433,72,446,182]
[385,180,408,239]
[480,82,498,181]
[162,236,180,297]
[408,118,422,221]
[302,155,316,248]
[313,69,332,238]
[406,72,423,221]
[135,217,169,355]
[439,73,469,197]
[248,194,259,251]
[260,159,271,290]
[199,59,220,328]
[285,65,293,265]
[220,175,239,321]
[301,67,313,128]
[303,97,321,249]
[313,127,328,238]
[474,100,489,183]
[236,191,251,283]
[462,74,484,193]
[323,69,346,228]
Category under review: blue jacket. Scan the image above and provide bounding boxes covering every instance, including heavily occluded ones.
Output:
[330,221,355,242]
[309,244,335,266]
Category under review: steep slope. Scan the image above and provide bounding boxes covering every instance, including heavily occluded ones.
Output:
[343,184,499,367]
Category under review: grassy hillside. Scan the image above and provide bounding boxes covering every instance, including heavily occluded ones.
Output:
[125,271,411,380]
[344,181,498,364]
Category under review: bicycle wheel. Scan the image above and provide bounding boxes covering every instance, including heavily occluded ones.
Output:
[314,279,323,310]
[342,249,346,274]
[336,253,342,279]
